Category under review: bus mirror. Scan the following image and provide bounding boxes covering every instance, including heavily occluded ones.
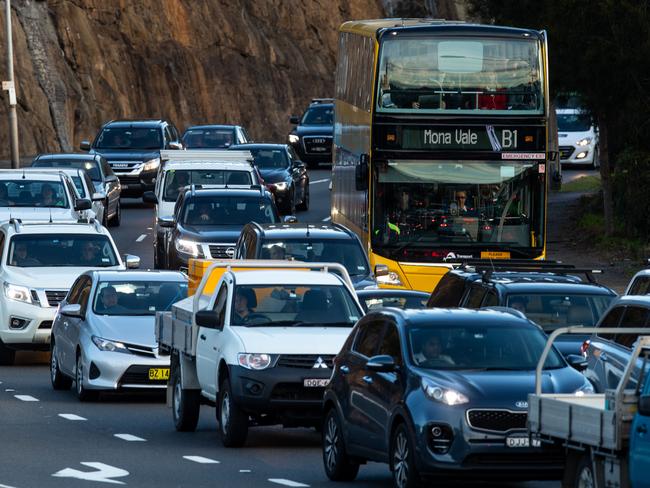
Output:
[355,154,369,191]
[549,151,558,161]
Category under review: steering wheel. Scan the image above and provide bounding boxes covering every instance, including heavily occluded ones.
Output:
[242,313,271,325]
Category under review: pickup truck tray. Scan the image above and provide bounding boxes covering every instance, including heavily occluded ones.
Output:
[156,295,209,357]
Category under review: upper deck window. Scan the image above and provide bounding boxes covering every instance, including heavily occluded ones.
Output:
[377,36,543,115]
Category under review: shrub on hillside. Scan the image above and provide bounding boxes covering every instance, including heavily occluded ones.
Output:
[613,149,650,240]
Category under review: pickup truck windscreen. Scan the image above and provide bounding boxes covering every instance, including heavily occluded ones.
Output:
[92,280,188,316]
[232,284,361,327]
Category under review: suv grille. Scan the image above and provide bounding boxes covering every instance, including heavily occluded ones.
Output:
[559,146,574,160]
[277,355,334,369]
[208,244,236,259]
[466,409,527,433]
[45,290,68,307]
[117,175,140,184]
[303,136,332,155]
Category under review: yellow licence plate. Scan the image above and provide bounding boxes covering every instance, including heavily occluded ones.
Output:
[148,368,170,381]
[480,251,511,259]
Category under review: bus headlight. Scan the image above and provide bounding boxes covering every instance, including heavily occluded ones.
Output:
[376,270,403,286]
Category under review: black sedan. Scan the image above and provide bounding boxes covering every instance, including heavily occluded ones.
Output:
[322,308,592,487]
[231,143,309,214]
[356,289,429,312]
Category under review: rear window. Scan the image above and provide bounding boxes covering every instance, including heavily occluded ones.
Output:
[183,129,235,149]
[163,169,252,202]
[427,273,466,308]
[182,196,278,226]
[32,160,102,181]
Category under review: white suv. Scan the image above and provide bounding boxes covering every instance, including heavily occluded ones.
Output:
[0,170,92,222]
[0,219,138,365]
[557,108,599,168]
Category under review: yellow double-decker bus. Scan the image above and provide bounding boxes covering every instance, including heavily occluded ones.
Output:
[332,19,553,292]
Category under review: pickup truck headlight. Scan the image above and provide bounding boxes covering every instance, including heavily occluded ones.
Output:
[273,181,288,191]
[237,353,273,370]
[376,271,403,286]
[4,283,32,304]
[288,134,299,144]
[421,378,469,405]
[175,238,201,257]
[92,336,130,354]
[143,157,161,172]
[576,137,592,147]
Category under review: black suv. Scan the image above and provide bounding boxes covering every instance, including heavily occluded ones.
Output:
[161,185,280,270]
[234,222,375,289]
[81,119,183,198]
[230,143,309,214]
[427,262,617,356]
[288,98,333,168]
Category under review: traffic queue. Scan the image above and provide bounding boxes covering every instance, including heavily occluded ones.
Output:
[1,110,649,488]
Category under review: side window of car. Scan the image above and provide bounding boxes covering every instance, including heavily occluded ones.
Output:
[212,283,228,327]
[78,281,93,313]
[598,306,624,341]
[67,276,89,305]
[482,290,499,308]
[377,323,402,366]
[428,274,466,308]
[630,277,650,296]
[464,285,486,309]
[245,232,258,259]
[241,128,250,142]
[615,306,650,349]
[164,127,173,146]
[353,321,384,358]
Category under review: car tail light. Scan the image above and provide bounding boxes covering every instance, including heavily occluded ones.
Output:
[580,340,591,357]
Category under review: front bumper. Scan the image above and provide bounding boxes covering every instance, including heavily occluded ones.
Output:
[229,364,331,425]
[115,168,156,197]
[81,344,170,391]
[410,401,564,480]
[560,144,596,165]
[0,299,55,348]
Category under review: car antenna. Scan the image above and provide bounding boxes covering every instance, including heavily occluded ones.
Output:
[49,208,53,223]
[22,168,26,179]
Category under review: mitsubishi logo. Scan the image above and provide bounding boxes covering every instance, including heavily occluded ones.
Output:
[312,357,328,369]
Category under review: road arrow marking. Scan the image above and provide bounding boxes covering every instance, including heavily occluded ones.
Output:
[183,455,220,464]
[52,462,129,484]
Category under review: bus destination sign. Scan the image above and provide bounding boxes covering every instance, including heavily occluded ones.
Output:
[378,125,545,153]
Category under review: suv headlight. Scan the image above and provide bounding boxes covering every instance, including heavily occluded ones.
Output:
[175,238,201,257]
[421,378,469,405]
[4,283,32,304]
[274,181,288,191]
[92,336,130,354]
[143,157,161,171]
[288,134,299,144]
[576,137,592,147]
[237,353,274,370]
[376,271,403,286]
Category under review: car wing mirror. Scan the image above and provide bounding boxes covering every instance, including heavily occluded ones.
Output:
[60,304,83,318]
[74,198,92,211]
[283,215,298,224]
[124,254,140,269]
[195,310,223,330]
[80,140,91,151]
[105,175,118,183]
[167,141,183,150]
[565,354,588,371]
[91,192,105,202]
[374,264,389,278]
[158,218,175,228]
[143,191,158,204]
[289,115,300,125]
[366,354,397,372]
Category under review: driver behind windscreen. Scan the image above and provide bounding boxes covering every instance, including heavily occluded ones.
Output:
[415,334,455,366]
[233,288,257,324]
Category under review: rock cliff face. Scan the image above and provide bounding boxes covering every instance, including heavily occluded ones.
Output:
[0,0,464,159]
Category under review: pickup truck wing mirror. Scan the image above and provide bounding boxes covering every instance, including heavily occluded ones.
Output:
[195,310,223,330]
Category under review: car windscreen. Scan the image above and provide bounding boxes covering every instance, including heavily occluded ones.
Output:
[182,196,278,226]
[163,169,252,202]
[557,113,592,132]
[92,280,188,316]
[231,284,361,327]
[247,148,289,169]
[301,105,333,125]
[260,239,369,277]
[362,293,429,311]
[183,128,235,148]
[95,127,163,150]
[0,180,69,208]
[505,293,614,331]
[32,160,102,181]
[7,234,119,268]
[408,323,565,370]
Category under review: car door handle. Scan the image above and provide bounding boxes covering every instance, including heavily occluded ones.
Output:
[340,365,350,374]
[637,424,647,434]
[200,334,206,341]
[362,375,373,384]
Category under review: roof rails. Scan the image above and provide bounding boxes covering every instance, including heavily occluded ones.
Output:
[468,262,604,284]
[6,217,103,233]
[160,150,253,164]
[189,183,265,195]
[310,98,334,105]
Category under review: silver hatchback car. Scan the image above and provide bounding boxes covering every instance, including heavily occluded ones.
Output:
[50,270,187,401]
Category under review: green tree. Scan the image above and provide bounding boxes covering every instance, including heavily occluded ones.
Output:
[468,0,650,235]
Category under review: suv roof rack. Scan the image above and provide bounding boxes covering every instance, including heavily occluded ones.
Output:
[310,98,334,105]
[160,150,254,165]
[6,217,102,234]
[190,183,265,195]
[473,265,603,284]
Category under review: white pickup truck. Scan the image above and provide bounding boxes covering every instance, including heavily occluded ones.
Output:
[156,260,364,447]
[528,327,650,488]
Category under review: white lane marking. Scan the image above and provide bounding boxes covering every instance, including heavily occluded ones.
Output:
[5,388,15,392]
[240,469,251,473]
[0,483,19,488]
[322,216,332,222]
[114,433,146,442]
[15,395,38,402]
[135,234,147,242]
[53,462,129,484]
[268,480,309,487]
[309,178,330,185]
[59,413,87,421]
[183,456,220,464]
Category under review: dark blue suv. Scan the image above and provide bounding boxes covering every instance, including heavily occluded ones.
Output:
[81,119,183,198]
[322,308,591,486]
